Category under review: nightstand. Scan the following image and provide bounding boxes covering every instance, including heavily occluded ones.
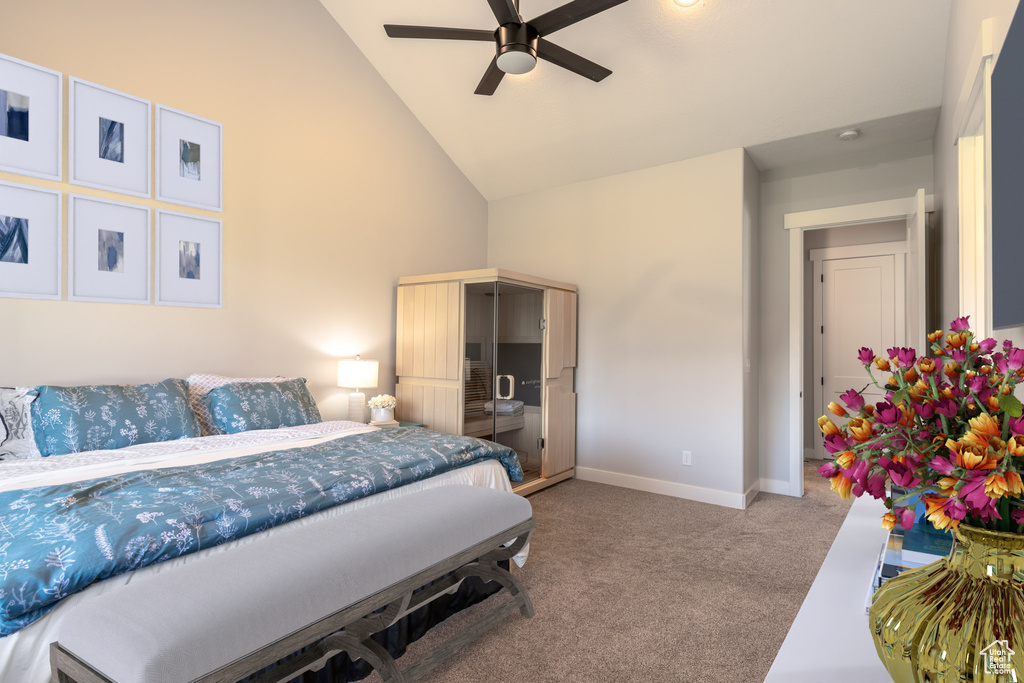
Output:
[398,421,424,428]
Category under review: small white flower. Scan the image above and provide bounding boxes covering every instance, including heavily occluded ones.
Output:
[367,394,397,410]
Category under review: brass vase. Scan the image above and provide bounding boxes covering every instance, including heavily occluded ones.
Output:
[870,524,1024,682]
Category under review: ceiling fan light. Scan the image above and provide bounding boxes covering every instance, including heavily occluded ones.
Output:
[496,47,537,74]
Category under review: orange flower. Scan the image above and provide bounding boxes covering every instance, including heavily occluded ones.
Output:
[956,444,1000,470]
[1004,385,1014,396]
[924,495,959,532]
[1009,436,1024,457]
[935,477,958,497]
[981,365,993,376]
[875,357,891,372]
[882,512,897,531]
[944,362,961,379]
[988,396,1002,412]
[830,473,853,500]
[904,368,919,383]
[970,413,1001,438]
[847,418,873,442]
[1006,471,1024,497]
[827,402,847,417]
[986,474,1009,498]
[918,358,937,374]
[941,387,956,400]
[835,451,856,470]
[935,348,946,356]
[864,404,875,417]
[818,415,840,437]
[970,342,981,352]
[947,333,968,349]
[928,330,944,343]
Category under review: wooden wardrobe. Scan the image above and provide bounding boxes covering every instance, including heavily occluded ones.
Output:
[395,269,577,495]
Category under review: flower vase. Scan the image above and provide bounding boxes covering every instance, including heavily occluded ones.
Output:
[870,524,1024,682]
[370,408,394,423]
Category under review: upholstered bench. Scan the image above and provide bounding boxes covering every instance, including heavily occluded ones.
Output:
[50,485,534,683]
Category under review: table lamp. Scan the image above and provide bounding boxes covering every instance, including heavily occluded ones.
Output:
[337,356,379,423]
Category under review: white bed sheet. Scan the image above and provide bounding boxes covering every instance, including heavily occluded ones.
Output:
[0,422,523,683]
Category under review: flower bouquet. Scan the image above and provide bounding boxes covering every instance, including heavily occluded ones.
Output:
[367,394,397,423]
[818,316,1024,533]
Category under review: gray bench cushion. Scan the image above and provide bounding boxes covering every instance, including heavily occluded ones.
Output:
[56,485,532,683]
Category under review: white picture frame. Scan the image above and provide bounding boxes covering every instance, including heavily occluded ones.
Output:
[0,53,62,181]
[156,105,222,211]
[156,209,222,308]
[0,180,61,300]
[69,194,150,305]
[70,78,151,198]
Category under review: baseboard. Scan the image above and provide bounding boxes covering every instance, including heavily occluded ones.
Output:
[574,466,747,510]
[744,480,760,508]
[759,478,792,495]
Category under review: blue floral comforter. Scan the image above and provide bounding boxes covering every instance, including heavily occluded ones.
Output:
[0,427,522,636]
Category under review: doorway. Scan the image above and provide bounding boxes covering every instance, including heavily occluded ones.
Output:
[810,243,907,458]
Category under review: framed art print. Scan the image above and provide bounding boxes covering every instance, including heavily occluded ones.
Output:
[156,105,222,211]
[70,78,151,198]
[69,195,150,304]
[0,180,61,300]
[156,209,222,308]
[0,53,61,181]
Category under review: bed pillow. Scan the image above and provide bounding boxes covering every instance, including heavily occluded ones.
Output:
[31,379,201,457]
[186,374,289,436]
[0,387,41,460]
[205,378,322,435]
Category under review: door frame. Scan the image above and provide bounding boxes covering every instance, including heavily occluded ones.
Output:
[810,243,907,459]
[784,193,932,497]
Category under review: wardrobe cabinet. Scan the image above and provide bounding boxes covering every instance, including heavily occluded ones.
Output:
[395,269,577,495]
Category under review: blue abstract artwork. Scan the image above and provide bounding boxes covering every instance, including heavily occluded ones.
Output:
[97,229,124,273]
[179,140,200,180]
[0,88,29,142]
[179,240,200,279]
[98,117,124,163]
[0,214,28,264]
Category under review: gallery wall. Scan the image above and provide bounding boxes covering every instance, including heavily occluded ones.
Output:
[0,0,488,418]
[488,148,753,508]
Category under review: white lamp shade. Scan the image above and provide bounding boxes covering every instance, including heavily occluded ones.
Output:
[337,359,379,390]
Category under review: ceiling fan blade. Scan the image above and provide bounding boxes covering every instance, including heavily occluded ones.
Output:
[486,0,522,25]
[529,0,629,36]
[384,25,496,42]
[475,57,506,96]
[537,39,612,81]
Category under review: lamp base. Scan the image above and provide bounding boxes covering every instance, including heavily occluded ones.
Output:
[348,391,367,423]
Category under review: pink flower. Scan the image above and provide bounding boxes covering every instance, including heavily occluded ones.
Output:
[979,338,998,353]
[840,389,866,411]
[818,462,838,478]
[874,401,901,427]
[936,399,959,418]
[950,349,968,363]
[824,433,850,454]
[1013,509,1024,525]
[967,375,988,394]
[950,316,971,332]
[1008,348,1024,371]
[1010,416,1024,436]
[995,353,1008,374]
[889,468,920,489]
[896,507,916,530]
[959,476,991,509]
[865,473,886,499]
[931,456,956,475]
[944,496,968,520]
[915,403,935,420]
[857,347,875,364]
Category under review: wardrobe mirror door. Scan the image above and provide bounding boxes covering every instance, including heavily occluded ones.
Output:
[493,282,545,486]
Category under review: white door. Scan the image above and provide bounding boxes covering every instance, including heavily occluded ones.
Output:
[815,254,906,457]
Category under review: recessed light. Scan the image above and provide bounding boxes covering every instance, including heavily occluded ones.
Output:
[838,129,861,141]
[674,0,700,6]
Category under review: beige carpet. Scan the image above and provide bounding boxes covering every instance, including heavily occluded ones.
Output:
[371,461,853,683]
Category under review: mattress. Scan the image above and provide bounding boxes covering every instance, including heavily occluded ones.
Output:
[0,421,523,683]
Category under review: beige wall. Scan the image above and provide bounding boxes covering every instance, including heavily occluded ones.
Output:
[488,148,750,506]
[758,141,934,488]
[0,0,488,419]
[932,0,1019,334]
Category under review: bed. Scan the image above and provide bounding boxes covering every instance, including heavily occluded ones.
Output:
[0,381,526,683]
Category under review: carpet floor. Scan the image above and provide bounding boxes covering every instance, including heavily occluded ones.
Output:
[370,461,853,683]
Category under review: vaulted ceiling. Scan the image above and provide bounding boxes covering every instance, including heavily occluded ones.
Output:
[320,0,952,200]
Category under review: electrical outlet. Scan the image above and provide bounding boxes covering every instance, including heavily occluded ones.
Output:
[681,450,692,466]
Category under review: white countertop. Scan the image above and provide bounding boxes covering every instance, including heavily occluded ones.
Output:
[764,495,893,682]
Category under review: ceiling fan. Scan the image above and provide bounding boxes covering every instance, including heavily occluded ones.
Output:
[383,0,629,95]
